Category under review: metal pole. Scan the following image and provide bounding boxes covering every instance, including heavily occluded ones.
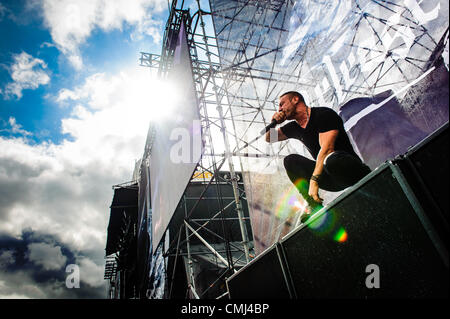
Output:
[185,221,233,269]
[183,195,199,299]
[195,0,251,263]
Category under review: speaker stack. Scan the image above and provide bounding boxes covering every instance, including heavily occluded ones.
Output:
[226,123,449,298]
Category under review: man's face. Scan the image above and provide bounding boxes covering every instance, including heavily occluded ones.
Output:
[278,94,297,120]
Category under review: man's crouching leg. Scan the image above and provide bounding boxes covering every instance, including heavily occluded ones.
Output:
[283,154,322,223]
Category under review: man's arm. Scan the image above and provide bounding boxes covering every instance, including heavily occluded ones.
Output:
[265,111,288,143]
[265,127,288,143]
[308,129,339,203]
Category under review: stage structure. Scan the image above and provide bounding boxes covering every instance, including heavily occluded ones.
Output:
[139,0,255,299]
[135,0,448,299]
[104,181,139,299]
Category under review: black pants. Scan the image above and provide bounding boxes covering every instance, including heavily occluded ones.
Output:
[283,151,371,208]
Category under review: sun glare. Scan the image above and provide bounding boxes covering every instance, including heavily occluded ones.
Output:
[107,69,184,139]
[127,71,181,124]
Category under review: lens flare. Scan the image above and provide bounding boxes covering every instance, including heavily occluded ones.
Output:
[274,184,303,220]
[334,227,348,242]
[307,210,336,235]
[293,178,308,195]
[293,201,303,209]
[274,179,346,243]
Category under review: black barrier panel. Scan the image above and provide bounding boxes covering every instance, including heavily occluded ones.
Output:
[226,244,291,299]
[401,122,449,228]
[280,163,448,298]
[166,254,188,299]
[106,185,138,256]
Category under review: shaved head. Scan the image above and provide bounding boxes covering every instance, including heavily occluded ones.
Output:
[279,91,305,104]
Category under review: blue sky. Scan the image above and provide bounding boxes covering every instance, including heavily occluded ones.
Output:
[0,0,170,298]
[0,0,167,144]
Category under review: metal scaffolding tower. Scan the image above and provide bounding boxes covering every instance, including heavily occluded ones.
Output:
[140,0,254,299]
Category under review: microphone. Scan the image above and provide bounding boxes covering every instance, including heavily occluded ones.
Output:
[236,113,284,154]
[259,119,278,135]
[259,111,286,135]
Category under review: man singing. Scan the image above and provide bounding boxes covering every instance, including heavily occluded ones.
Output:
[266,91,371,222]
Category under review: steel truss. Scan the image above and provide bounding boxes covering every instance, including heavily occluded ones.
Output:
[140,0,447,298]
[140,0,255,299]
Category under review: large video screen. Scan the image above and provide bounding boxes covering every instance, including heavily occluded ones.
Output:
[149,22,203,252]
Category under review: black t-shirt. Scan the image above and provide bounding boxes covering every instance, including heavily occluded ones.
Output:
[280,107,359,160]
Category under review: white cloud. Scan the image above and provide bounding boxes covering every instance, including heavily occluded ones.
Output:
[8,117,32,136]
[56,88,81,103]
[2,52,50,100]
[0,276,35,298]
[0,65,174,298]
[39,0,166,69]
[0,117,32,137]
[0,231,107,298]
[27,242,67,271]
[78,257,105,287]
[0,293,31,299]
[0,265,106,298]
[57,72,124,110]
[0,273,40,298]
[131,17,163,43]
[0,66,168,252]
[68,54,83,71]
[0,267,91,299]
